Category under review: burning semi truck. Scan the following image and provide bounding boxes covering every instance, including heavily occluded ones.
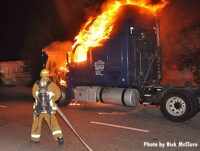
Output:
[56,3,200,122]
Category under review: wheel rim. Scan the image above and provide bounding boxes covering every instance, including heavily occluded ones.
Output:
[166,96,186,117]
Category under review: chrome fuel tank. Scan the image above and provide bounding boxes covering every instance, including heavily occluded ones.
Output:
[97,87,140,107]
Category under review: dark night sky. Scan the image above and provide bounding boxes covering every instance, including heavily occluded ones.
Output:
[0,0,32,61]
[0,0,200,61]
[0,0,65,61]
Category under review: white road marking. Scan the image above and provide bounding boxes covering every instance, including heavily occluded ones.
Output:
[90,121,150,133]
[0,105,7,108]
[98,112,126,115]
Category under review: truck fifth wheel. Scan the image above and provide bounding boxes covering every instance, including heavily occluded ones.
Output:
[60,5,200,122]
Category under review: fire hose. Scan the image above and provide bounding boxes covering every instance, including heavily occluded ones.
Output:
[57,108,93,151]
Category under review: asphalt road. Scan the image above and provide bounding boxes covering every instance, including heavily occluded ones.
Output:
[0,87,200,151]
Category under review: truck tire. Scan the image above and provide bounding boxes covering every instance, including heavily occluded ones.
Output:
[57,86,72,106]
[184,89,199,118]
[160,89,196,122]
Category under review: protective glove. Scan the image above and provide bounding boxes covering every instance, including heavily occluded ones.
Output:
[48,91,55,99]
[34,104,42,116]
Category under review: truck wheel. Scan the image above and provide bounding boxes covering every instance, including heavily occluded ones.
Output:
[160,89,195,122]
[57,86,72,106]
[184,89,199,118]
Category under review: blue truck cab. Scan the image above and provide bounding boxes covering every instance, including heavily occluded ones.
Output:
[63,5,200,122]
[71,5,161,88]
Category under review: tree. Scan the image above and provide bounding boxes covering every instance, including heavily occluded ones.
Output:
[174,23,200,82]
[21,0,65,83]
[22,18,54,82]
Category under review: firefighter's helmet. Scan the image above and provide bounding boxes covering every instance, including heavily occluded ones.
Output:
[40,69,49,77]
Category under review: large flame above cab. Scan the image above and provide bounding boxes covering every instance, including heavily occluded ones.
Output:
[72,0,169,62]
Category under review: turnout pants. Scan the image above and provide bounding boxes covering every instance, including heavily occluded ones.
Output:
[31,113,63,142]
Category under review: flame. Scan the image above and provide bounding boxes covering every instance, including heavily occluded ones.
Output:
[60,66,67,71]
[60,79,67,86]
[43,41,72,85]
[69,102,81,106]
[72,0,169,62]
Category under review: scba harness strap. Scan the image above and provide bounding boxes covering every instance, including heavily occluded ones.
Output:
[35,80,52,116]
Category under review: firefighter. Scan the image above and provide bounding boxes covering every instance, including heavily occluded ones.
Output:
[31,69,64,144]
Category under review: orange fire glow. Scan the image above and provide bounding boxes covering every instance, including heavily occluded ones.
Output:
[43,41,72,85]
[72,0,169,62]
[69,102,81,106]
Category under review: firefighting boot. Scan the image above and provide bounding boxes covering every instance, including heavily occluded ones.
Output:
[58,137,64,145]
[30,139,40,143]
